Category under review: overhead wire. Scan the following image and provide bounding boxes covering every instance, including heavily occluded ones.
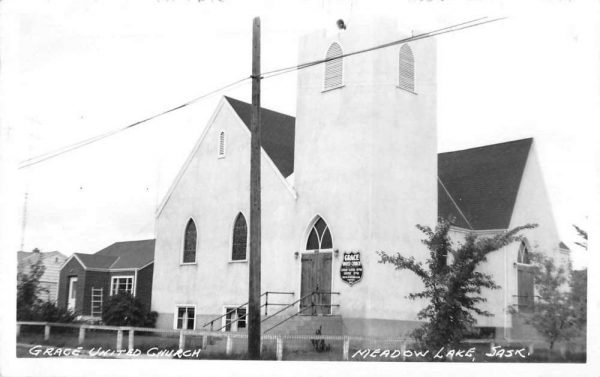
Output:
[18,16,505,169]
[18,76,250,169]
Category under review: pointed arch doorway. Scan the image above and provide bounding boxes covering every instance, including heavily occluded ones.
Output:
[300,217,333,315]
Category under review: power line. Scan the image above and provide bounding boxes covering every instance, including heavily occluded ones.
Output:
[18,16,505,169]
[261,16,504,80]
[18,77,250,169]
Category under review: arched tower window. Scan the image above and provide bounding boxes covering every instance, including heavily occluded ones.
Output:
[218,131,226,158]
[231,213,248,261]
[517,241,530,264]
[183,219,197,263]
[324,43,343,90]
[306,217,333,251]
[399,44,415,92]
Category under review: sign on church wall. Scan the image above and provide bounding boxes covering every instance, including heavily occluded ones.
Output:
[340,251,363,286]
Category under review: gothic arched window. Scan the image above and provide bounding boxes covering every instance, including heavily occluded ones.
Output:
[306,217,333,251]
[183,219,197,263]
[517,241,530,264]
[324,43,343,90]
[231,213,248,261]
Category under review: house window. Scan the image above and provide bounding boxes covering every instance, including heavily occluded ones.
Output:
[218,131,226,158]
[517,241,530,264]
[231,213,248,261]
[175,306,196,330]
[324,42,343,90]
[399,44,415,92]
[183,219,197,263]
[110,276,133,296]
[223,307,247,332]
[306,217,333,250]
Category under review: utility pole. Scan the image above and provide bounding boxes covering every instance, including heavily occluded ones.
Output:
[248,16,262,360]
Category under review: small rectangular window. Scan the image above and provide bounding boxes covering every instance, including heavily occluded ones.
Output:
[176,306,196,330]
[224,307,247,332]
[110,276,134,296]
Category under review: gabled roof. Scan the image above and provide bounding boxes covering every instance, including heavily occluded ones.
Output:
[224,96,295,178]
[73,239,155,270]
[18,250,67,263]
[438,138,533,230]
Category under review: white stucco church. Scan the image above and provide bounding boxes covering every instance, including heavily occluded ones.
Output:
[150,20,569,340]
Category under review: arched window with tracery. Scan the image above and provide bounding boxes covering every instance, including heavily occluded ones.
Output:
[182,219,197,263]
[517,241,530,264]
[306,217,333,251]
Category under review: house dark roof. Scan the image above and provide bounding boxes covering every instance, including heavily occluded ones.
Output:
[438,138,533,230]
[75,239,155,270]
[225,96,295,178]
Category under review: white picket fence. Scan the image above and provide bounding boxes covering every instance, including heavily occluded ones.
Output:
[17,321,549,361]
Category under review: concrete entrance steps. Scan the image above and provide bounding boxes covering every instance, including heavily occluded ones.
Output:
[263,314,344,336]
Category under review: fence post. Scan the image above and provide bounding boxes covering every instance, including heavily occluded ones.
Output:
[128,330,135,350]
[226,335,232,356]
[276,336,283,361]
[401,342,407,361]
[342,336,350,361]
[490,341,496,353]
[528,343,534,355]
[78,327,86,345]
[116,329,123,351]
[16,324,21,337]
[559,343,567,359]
[44,325,50,341]
[202,335,208,349]
[179,331,186,349]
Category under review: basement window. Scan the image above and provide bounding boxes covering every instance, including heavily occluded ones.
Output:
[175,306,196,330]
[223,307,247,332]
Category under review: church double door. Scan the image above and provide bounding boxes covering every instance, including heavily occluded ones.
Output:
[300,252,332,315]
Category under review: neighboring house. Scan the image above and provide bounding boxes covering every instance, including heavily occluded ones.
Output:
[57,239,155,318]
[17,249,67,303]
[150,19,569,340]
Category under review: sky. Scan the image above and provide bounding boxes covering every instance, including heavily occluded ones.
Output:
[1,0,598,269]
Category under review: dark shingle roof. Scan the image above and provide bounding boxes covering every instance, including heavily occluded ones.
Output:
[438,138,533,230]
[225,96,295,178]
[75,239,155,270]
[220,98,533,231]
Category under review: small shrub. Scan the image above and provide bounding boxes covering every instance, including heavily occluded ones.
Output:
[102,292,157,327]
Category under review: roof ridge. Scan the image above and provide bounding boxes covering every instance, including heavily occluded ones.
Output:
[108,256,121,269]
[439,137,533,155]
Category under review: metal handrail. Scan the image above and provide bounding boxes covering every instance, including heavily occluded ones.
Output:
[263,305,313,334]
[260,291,315,324]
[200,291,294,331]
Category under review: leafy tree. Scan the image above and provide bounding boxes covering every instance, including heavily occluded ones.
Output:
[572,225,587,250]
[378,218,535,351]
[513,251,578,351]
[17,256,47,320]
[17,254,76,323]
[102,292,158,327]
[570,224,587,342]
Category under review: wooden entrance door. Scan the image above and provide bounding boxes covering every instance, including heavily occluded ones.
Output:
[300,252,332,315]
[517,266,534,312]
